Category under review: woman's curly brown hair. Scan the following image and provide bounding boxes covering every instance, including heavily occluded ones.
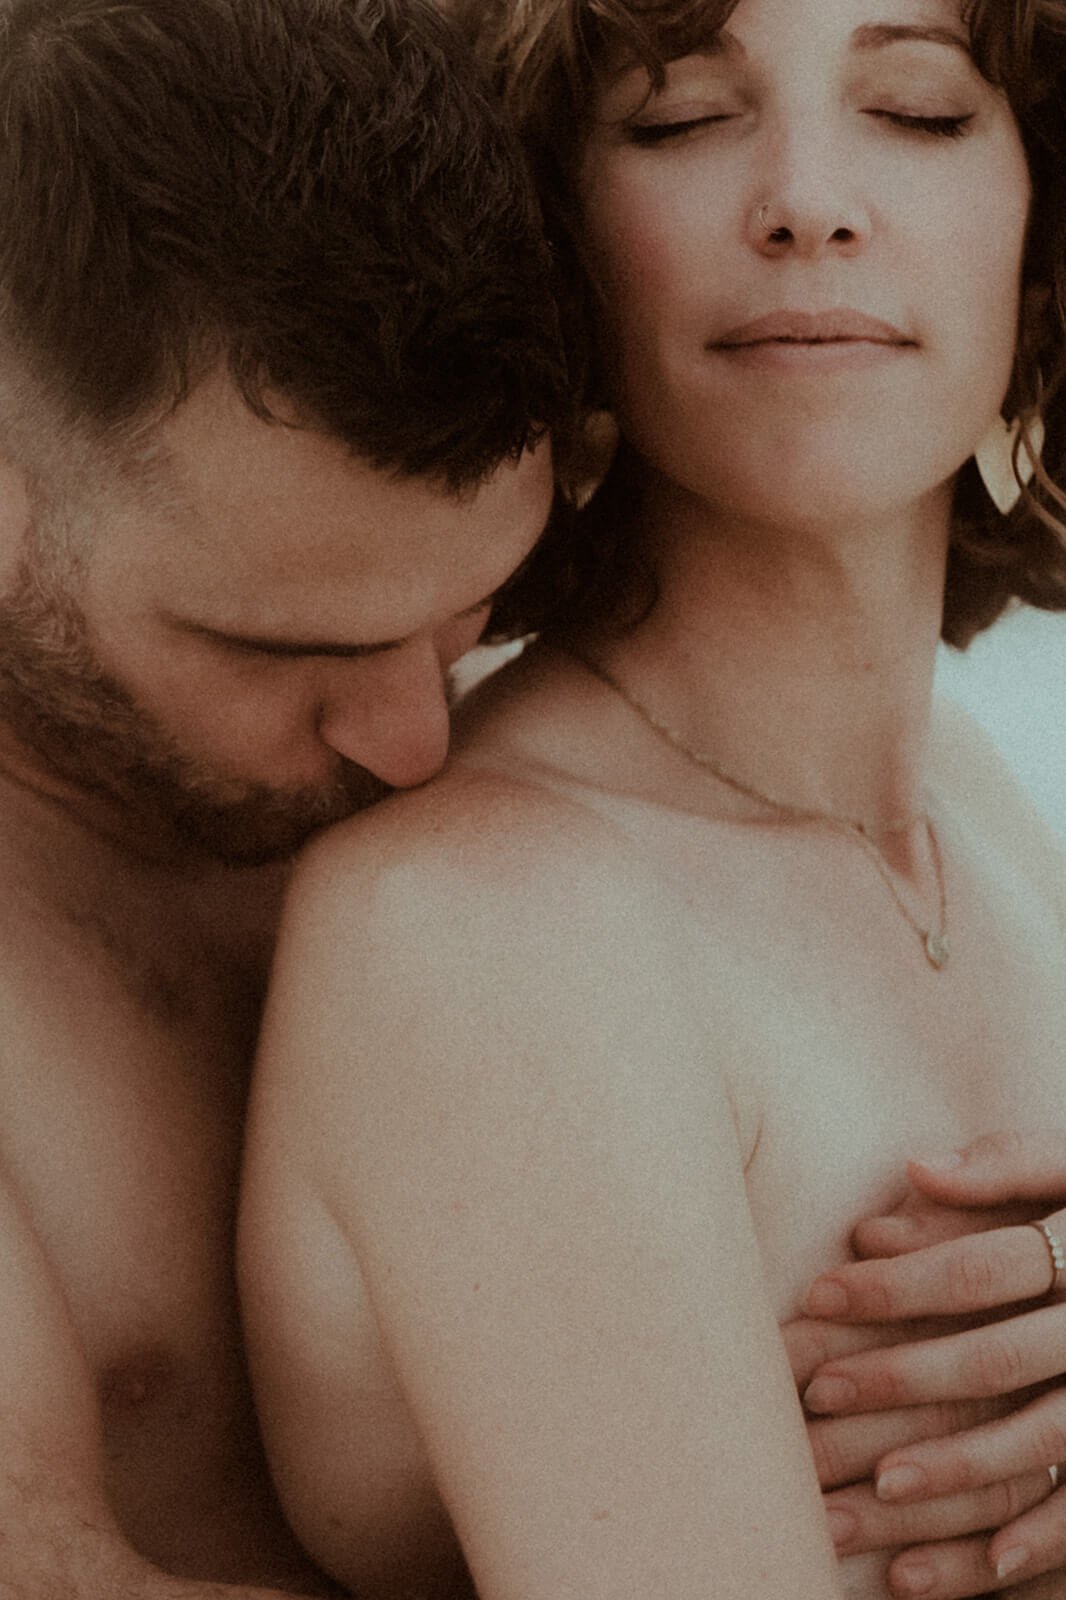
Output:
[461,0,1066,648]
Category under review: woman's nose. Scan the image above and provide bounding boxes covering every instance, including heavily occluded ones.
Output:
[749,121,872,259]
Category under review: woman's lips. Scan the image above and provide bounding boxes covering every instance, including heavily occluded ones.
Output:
[713,308,914,346]
[710,310,916,372]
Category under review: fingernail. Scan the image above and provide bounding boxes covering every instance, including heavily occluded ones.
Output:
[891,1558,936,1596]
[805,1279,849,1318]
[877,1465,928,1501]
[825,1507,856,1548]
[996,1546,1030,1581]
[804,1375,858,1413]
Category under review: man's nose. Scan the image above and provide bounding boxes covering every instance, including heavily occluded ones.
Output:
[316,645,453,790]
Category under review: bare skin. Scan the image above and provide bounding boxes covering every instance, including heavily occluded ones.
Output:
[0,772,328,1589]
[238,0,1064,1593]
[793,1135,1066,1596]
[0,371,551,1594]
[242,633,1066,1600]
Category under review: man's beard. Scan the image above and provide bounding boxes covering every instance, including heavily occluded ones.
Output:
[0,565,392,866]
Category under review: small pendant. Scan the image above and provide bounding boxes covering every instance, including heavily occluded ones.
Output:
[925,929,950,970]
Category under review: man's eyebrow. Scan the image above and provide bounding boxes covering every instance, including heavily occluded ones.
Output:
[851,23,972,55]
[166,587,502,661]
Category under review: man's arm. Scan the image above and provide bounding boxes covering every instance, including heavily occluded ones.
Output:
[0,1160,326,1600]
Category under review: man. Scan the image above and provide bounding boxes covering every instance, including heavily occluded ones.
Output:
[0,0,562,1591]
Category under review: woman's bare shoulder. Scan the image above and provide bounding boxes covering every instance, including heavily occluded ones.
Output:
[281,757,662,1008]
[450,640,618,781]
[930,694,1066,875]
[291,644,642,916]
[300,758,620,887]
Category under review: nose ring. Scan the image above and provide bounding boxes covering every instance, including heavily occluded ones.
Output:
[758,202,779,235]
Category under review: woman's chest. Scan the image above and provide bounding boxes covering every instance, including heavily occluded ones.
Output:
[641,808,1066,1317]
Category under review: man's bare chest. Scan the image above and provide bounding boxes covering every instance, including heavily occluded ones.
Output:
[0,909,322,1584]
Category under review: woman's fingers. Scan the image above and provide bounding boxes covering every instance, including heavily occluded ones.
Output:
[803,1305,1066,1413]
[805,1136,1066,1596]
[888,1533,1010,1599]
[781,1315,903,1388]
[806,1217,1066,1323]
[874,1388,1066,1503]
[808,1398,1013,1490]
[853,1203,1043,1261]
[986,1479,1066,1589]
[878,1483,1066,1598]
[825,1470,1053,1560]
[906,1132,1066,1208]
[886,1530,1061,1599]
[1005,1578,1066,1600]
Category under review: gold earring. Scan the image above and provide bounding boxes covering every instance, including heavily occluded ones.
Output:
[974,411,1045,514]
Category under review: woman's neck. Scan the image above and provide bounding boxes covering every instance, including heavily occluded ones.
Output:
[582,470,954,845]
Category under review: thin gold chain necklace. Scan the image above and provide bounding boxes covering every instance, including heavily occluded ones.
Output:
[574,652,950,971]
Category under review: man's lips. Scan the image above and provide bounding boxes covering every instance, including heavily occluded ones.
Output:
[712,309,915,348]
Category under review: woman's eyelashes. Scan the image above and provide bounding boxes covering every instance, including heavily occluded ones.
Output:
[625,114,731,145]
[867,109,975,138]
[623,107,976,147]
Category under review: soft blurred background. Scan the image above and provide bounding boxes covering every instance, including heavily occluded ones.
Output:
[936,605,1066,842]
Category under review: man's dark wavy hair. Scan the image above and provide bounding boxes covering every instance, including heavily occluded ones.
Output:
[0,0,569,489]
[460,0,1066,648]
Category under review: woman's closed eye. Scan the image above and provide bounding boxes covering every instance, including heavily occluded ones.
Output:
[625,114,734,146]
[865,109,975,139]
[623,108,975,148]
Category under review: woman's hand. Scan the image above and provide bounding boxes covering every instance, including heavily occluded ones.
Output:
[783,1315,1048,1595]
[798,1132,1066,1596]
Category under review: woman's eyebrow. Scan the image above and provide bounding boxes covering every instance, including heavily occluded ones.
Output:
[598,18,970,103]
[851,22,972,55]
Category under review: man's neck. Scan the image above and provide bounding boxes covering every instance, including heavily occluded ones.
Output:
[0,723,288,976]
[0,720,198,866]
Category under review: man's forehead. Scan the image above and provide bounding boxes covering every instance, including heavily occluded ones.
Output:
[153,372,541,525]
[108,400,554,650]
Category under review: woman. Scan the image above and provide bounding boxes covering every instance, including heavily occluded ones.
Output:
[239,1,1066,1595]
[792,1131,1066,1596]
